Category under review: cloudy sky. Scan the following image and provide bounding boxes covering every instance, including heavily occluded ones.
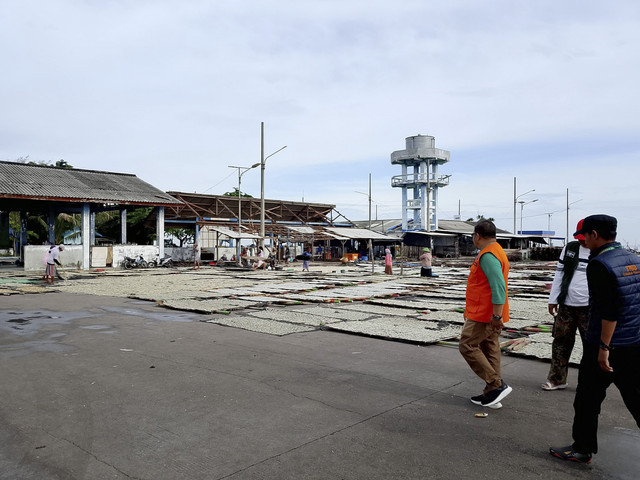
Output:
[2,1,639,246]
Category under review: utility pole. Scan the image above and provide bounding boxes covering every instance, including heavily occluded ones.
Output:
[513,177,516,234]
[260,122,265,248]
[368,173,372,230]
[259,121,287,250]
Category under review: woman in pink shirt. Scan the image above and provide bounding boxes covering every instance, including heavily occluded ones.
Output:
[384,248,393,275]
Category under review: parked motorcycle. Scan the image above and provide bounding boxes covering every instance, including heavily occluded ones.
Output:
[122,256,136,269]
[150,254,173,268]
[122,255,148,269]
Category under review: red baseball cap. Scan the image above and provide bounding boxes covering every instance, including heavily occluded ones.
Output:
[573,219,585,240]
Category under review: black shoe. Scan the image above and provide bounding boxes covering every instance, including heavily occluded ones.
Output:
[481,381,512,407]
[549,445,592,464]
[470,393,485,405]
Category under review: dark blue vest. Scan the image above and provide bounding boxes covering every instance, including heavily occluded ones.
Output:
[587,243,640,347]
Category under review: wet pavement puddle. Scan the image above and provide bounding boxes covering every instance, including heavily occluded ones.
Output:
[98,305,197,323]
[0,310,94,336]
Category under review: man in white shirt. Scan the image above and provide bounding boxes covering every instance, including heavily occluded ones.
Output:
[45,245,65,285]
[543,219,590,390]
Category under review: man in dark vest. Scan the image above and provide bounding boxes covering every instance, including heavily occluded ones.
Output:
[550,214,640,464]
[542,219,590,391]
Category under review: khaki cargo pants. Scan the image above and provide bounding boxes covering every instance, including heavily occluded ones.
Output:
[459,318,503,394]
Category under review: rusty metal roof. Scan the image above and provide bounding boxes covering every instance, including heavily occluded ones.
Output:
[0,161,182,206]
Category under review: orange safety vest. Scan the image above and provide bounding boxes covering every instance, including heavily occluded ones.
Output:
[464,242,510,323]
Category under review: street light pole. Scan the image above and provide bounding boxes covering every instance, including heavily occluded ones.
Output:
[368,173,372,230]
[513,177,516,234]
[259,121,287,249]
[260,122,264,247]
[514,181,535,233]
[354,175,373,230]
[518,198,538,234]
[229,163,259,264]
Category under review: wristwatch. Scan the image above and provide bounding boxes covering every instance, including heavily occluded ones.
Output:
[491,314,502,321]
[599,340,613,351]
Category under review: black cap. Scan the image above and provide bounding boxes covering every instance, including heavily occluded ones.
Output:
[573,214,617,238]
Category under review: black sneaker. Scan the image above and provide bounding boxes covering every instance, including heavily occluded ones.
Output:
[549,445,592,464]
[470,394,485,405]
[481,381,512,407]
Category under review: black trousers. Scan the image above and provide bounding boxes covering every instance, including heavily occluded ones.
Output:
[572,343,640,454]
[420,267,432,277]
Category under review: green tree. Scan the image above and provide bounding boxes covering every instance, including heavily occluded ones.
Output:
[223,188,253,198]
[15,156,73,168]
[55,159,73,169]
[8,211,81,245]
[96,207,156,245]
[165,228,194,247]
[466,214,495,222]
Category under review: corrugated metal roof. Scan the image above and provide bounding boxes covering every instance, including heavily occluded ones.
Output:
[286,226,317,234]
[207,227,262,240]
[325,227,393,240]
[0,161,182,206]
[403,231,457,237]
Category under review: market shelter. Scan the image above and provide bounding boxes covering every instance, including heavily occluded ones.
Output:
[164,191,353,259]
[0,161,182,270]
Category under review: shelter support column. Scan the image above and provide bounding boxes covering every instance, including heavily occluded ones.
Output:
[0,212,10,249]
[156,206,165,260]
[120,209,127,244]
[81,203,90,270]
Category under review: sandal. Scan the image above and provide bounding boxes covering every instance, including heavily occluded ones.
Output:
[541,381,568,391]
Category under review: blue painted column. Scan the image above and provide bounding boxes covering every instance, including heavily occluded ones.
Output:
[81,203,90,270]
[156,206,165,260]
[120,209,127,244]
[20,211,28,263]
[90,212,96,246]
[48,206,56,244]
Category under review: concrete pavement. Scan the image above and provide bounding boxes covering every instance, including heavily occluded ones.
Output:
[1,292,638,480]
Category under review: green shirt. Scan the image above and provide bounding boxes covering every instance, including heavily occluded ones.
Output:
[479,252,507,305]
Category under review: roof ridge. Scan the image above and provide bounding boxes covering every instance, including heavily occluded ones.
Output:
[0,160,137,177]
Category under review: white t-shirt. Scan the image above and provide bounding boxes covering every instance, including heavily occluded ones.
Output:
[548,244,590,306]
[46,246,61,265]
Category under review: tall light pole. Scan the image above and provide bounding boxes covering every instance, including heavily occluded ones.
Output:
[368,173,371,230]
[229,163,259,264]
[545,213,553,232]
[513,177,516,233]
[354,173,373,230]
[518,198,538,234]
[260,121,287,248]
[514,178,535,233]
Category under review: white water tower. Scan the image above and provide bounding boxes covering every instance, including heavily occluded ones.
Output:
[391,135,450,231]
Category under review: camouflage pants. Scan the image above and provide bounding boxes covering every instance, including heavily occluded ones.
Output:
[547,305,589,386]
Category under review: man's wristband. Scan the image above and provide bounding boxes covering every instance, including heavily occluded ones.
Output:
[599,341,613,351]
